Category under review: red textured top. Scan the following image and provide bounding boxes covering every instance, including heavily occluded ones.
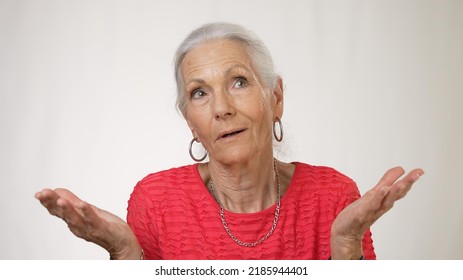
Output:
[127,162,376,260]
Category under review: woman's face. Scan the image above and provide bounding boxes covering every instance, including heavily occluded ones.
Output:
[181,39,283,165]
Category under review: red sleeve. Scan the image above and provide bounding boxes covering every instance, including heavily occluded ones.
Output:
[126,181,162,260]
[335,181,377,260]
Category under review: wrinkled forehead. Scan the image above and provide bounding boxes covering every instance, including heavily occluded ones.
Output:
[180,39,254,80]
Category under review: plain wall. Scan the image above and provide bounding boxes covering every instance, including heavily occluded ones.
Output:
[1,0,462,259]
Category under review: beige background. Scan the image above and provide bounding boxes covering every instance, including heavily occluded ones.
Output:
[1,0,462,259]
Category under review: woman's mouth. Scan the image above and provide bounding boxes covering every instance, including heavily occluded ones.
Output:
[218,129,246,140]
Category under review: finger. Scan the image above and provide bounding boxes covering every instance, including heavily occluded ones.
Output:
[381,168,424,208]
[77,201,101,224]
[56,197,86,226]
[35,189,65,217]
[35,188,75,209]
[360,167,406,211]
[374,166,405,189]
[35,188,58,205]
[35,189,84,226]
[355,167,417,223]
[54,188,84,206]
[365,167,407,210]
[53,188,89,217]
[77,203,104,237]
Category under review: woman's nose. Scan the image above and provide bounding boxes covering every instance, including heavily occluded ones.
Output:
[212,90,235,120]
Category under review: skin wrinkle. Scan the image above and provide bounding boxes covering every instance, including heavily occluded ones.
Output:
[178,39,274,116]
[181,39,288,213]
[186,66,255,94]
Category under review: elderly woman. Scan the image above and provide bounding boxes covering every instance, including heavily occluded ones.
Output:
[35,22,423,260]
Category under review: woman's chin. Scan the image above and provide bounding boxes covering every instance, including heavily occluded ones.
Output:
[210,150,251,165]
[210,147,269,166]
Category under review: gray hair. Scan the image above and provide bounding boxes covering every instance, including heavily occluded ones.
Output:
[174,22,278,115]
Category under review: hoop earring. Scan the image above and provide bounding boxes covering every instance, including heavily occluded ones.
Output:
[273,117,284,142]
[189,138,207,162]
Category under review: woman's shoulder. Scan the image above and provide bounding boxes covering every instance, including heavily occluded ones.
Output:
[128,164,203,205]
[136,164,199,188]
[285,162,360,203]
[292,162,356,187]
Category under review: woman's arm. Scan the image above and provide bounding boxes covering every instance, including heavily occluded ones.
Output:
[35,188,143,259]
[330,166,424,259]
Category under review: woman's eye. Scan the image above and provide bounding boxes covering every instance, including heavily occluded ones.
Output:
[233,77,248,88]
[191,89,206,99]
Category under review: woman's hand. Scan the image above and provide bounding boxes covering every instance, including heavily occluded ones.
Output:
[330,167,424,259]
[35,188,142,259]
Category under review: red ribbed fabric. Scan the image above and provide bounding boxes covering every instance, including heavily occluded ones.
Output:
[127,162,376,260]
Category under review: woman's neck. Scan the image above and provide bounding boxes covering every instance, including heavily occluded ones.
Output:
[205,154,277,213]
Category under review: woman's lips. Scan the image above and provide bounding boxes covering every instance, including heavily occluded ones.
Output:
[217,129,246,140]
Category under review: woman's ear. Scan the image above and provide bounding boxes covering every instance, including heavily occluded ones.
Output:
[273,76,284,119]
[186,123,196,139]
[186,118,201,141]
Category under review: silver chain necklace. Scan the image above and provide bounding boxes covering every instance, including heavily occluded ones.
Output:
[209,159,281,247]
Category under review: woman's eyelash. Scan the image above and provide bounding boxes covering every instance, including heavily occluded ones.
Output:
[189,76,248,97]
[190,88,205,98]
[234,76,248,87]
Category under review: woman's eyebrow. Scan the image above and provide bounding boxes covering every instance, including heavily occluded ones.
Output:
[186,64,250,87]
[185,78,206,88]
[225,64,251,76]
